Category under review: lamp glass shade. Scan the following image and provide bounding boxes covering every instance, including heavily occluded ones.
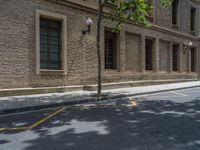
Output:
[86,17,93,26]
[188,41,193,47]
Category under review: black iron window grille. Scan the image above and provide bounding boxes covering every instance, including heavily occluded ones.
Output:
[191,48,196,72]
[40,18,62,70]
[105,30,117,69]
[172,45,178,72]
[145,39,153,71]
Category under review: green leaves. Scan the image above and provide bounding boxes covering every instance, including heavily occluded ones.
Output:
[160,0,174,7]
[104,0,173,32]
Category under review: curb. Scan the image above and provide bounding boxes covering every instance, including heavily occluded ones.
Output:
[0,79,196,97]
[0,85,200,115]
[0,86,83,97]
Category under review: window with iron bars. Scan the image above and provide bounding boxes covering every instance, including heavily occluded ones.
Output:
[145,39,153,71]
[172,44,179,72]
[105,30,118,70]
[40,18,62,70]
[191,48,196,72]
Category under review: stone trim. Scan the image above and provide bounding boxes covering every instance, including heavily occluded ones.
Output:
[140,35,145,72]
[154,38,160,72]
[169,42,173,73]
[188,49,191,73]
[119,29,126,72]
[179,43,183,73]
[195,47,198,73]
[40,69,65,76]
[35,9,67,75]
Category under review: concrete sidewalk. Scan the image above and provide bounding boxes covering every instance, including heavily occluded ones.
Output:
[0,81,200,115]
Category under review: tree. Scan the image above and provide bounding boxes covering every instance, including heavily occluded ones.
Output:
[96,0,173,97]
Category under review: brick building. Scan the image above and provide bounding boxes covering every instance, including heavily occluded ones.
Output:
[0,0,200,89]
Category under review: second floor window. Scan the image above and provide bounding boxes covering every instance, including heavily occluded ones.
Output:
[40,18,62,70]
[172,0,179,25]
[191,7,196,32]
[146,0,153,17]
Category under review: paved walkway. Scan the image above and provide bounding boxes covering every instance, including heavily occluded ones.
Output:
[0,81,200,115]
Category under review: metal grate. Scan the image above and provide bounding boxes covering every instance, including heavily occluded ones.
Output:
[191,48,196,72]
[105,30,117,69]
[172,45,178,72]
[145,39,153,71]
[40,18,62,70]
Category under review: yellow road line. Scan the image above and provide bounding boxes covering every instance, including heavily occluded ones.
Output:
[0,100,137,132]
[128,97,137,107]
[0,127,28,131]
[131,101,137,107]
[0,108,66,131]
[170,91,188,97]
[128,97,133,101]
[28,107,65,130]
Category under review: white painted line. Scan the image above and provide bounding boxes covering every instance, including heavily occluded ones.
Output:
[170,91,188,97]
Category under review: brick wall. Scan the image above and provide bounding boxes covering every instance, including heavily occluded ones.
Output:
[159,40,169,72]
[125,32,141,71]
[0,0,199,89]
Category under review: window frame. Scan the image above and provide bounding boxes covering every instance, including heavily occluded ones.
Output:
[172,44,179,72]
[36,10,67,75]
[40,18,62,70]
[190,7,196,32]
[145,39,153,71]
[104,29,118,70]
[172,0,179,26]
[145,0,154,21]
[191,48,196,72]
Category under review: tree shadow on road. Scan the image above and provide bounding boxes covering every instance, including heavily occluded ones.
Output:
[1,98,200,150]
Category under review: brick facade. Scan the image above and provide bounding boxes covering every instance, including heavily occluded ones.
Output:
[0,0,199,89]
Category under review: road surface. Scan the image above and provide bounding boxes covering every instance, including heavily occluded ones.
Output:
[1,87,200,150]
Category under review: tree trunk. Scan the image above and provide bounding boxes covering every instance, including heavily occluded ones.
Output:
[96,0,104,97]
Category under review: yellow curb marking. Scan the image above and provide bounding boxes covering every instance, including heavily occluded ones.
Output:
[170,91,188,97]
[128,97,137,107]
[131,101,137,107]
[0,108,66,131]
[0,98,138,132]
[0,127,28,131]
[28,108,65,130]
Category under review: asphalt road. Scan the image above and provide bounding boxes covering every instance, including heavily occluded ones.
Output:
[1,88,200,150]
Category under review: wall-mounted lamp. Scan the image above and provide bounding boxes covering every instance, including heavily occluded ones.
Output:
[184,41,193,53]
[82,17,93,35]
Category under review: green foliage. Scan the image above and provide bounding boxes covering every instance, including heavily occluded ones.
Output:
[96,0,173,96]
[104,0,173,31]
[160,0,174,7]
